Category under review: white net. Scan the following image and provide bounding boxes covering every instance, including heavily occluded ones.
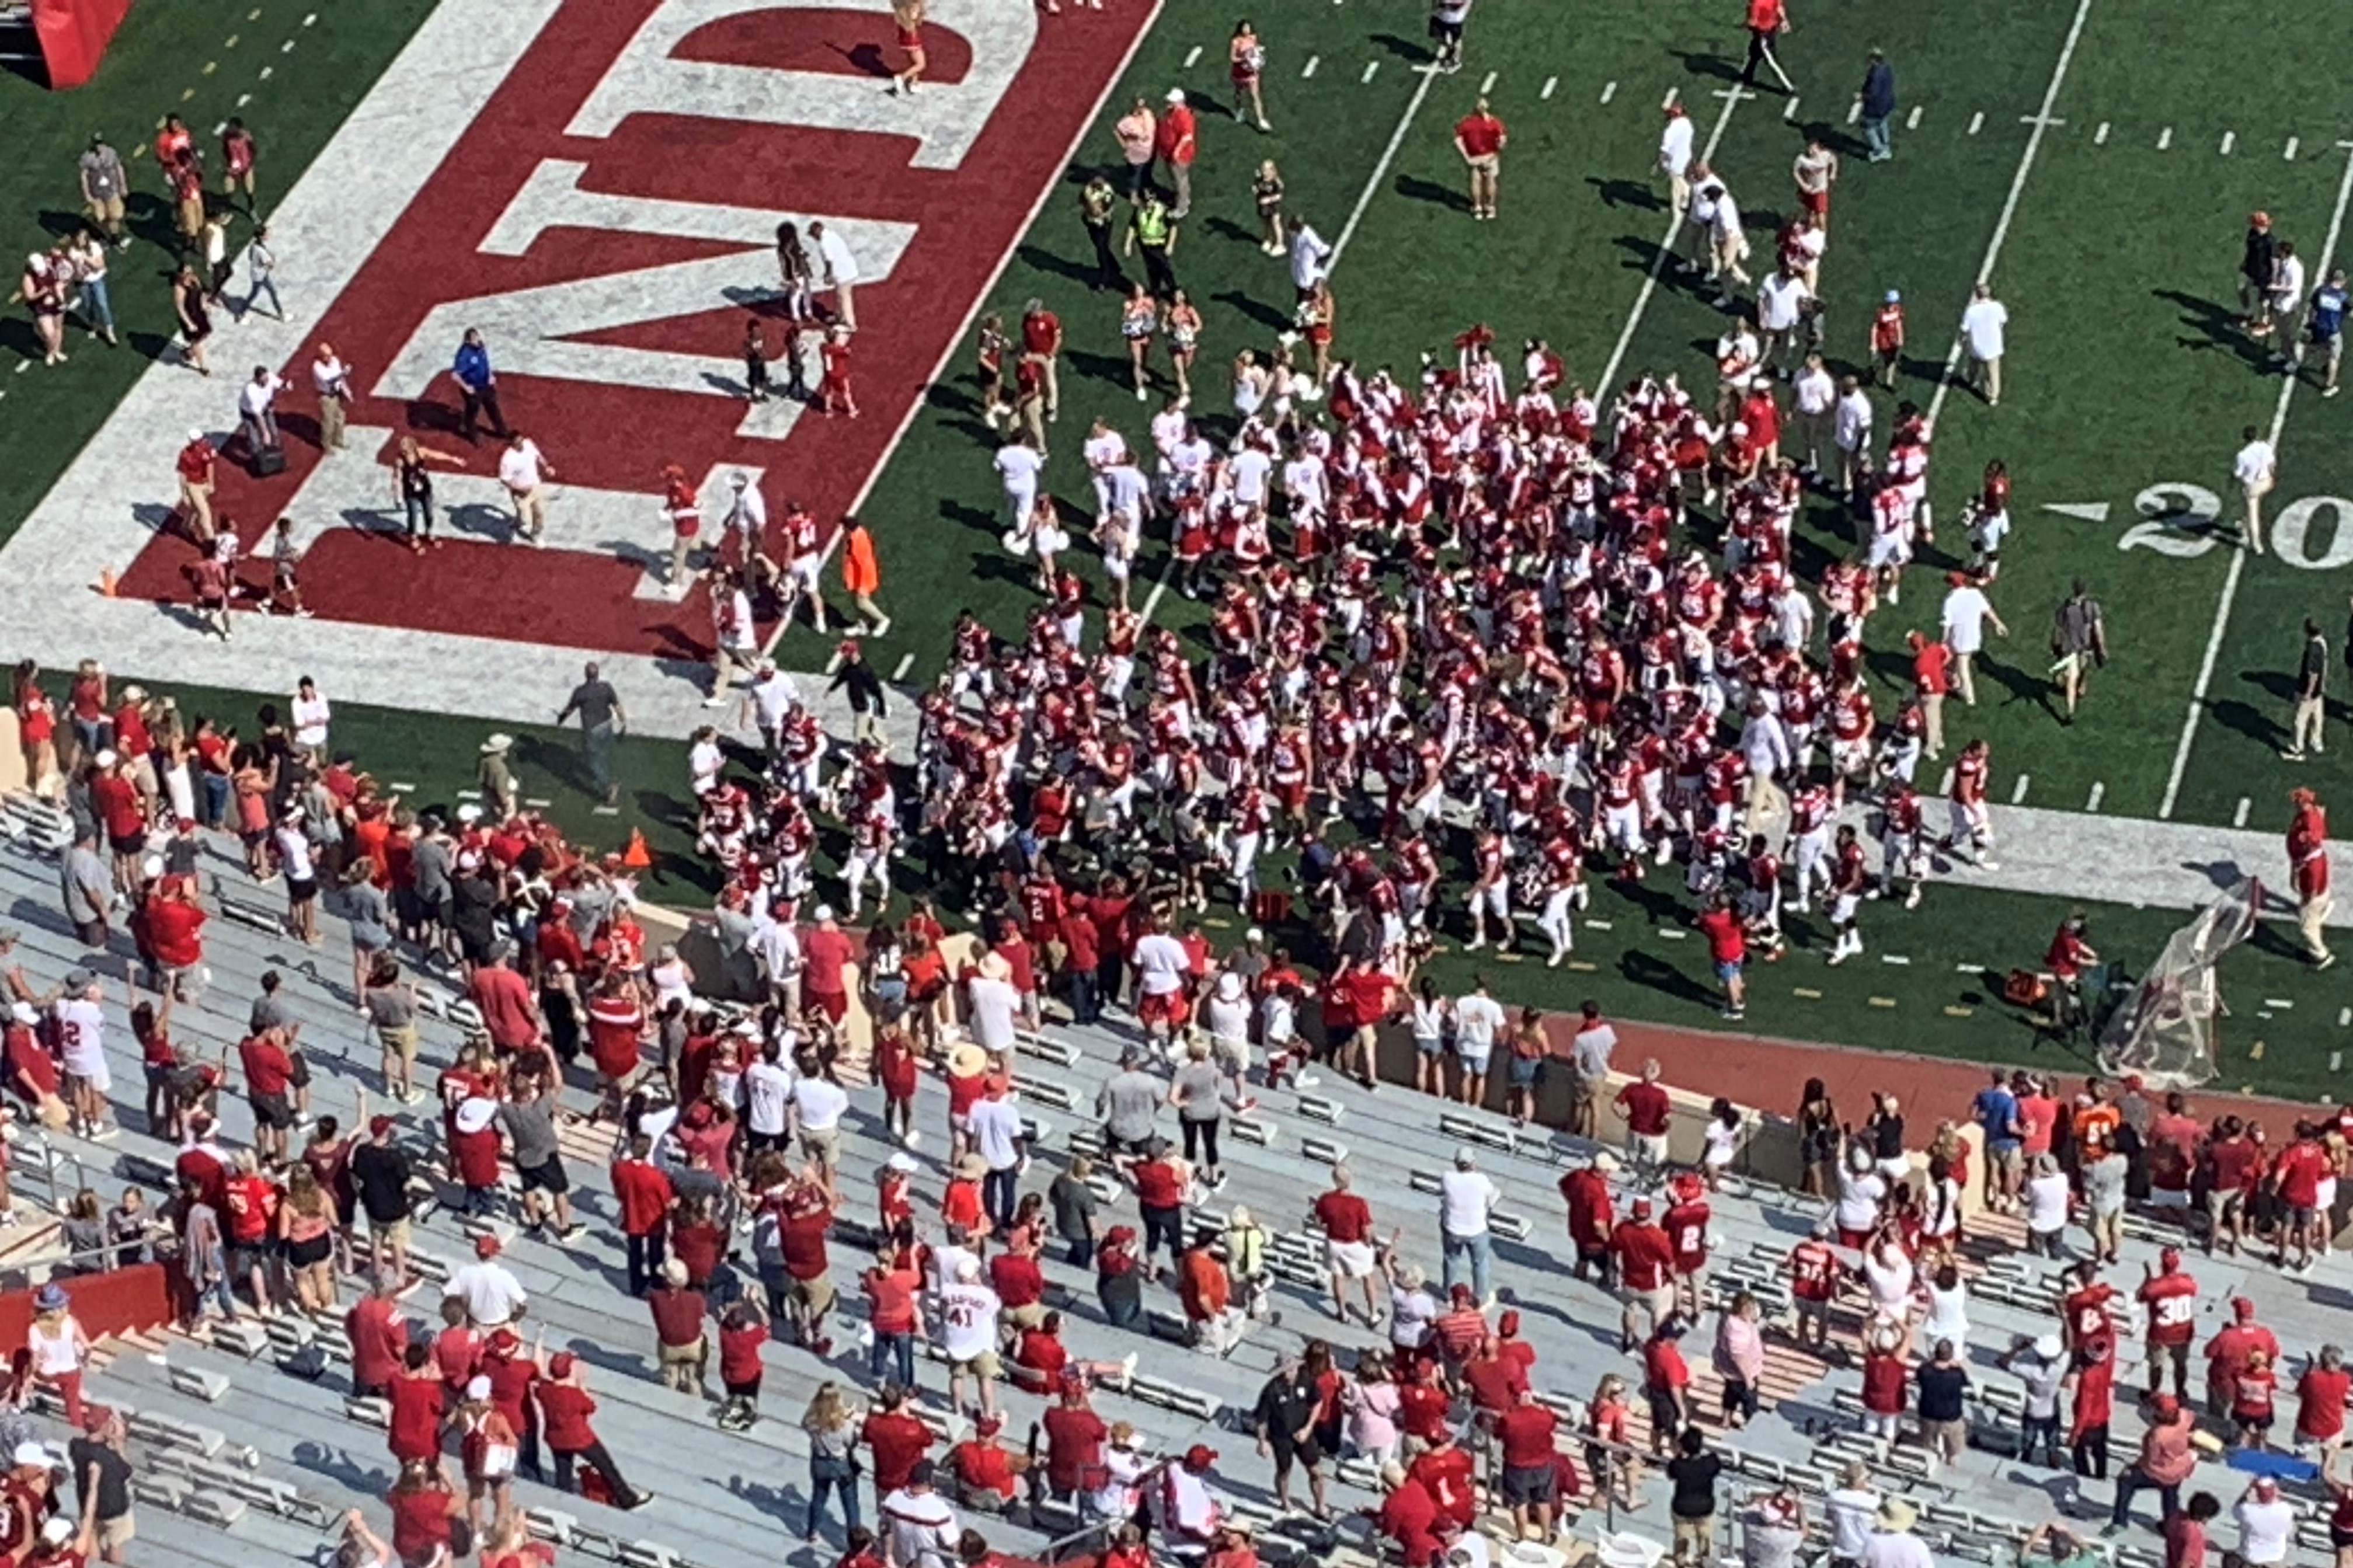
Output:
[2095,877,2264,1088]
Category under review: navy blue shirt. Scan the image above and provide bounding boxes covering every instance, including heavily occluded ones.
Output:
[453,339,493,391]
[1973,1086,2020,1152]
[1862,60,1896,119]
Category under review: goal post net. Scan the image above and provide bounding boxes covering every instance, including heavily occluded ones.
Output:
[2094,877,2264,1089]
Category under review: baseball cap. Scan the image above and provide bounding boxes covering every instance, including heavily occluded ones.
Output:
[1184,1444,1217,1468]
[474,1233,502,1258]
[465,1375,492,1400]
[1883,289,1900,304]
[1165,88,1185,103]
[369,1114,395,1137]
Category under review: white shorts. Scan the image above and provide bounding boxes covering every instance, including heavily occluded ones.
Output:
[1948,799,1990,841]
[1471,880,1508,915]
[1865,531,1910,569]
[1831,739,1870,777]
[1603,803,1643,851]
[1832,892,1860,924]
[1327,1239,1377,1279]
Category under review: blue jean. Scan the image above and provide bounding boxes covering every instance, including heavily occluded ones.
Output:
[1442,1230,1494,1301]
[869,1329,914,1389]
[200,771,231,828]
[805,1461,861,1536]
[245,271,283,319]
[78,275,114,336]
[983,1167,1020,1232]
[1861,114,1892,159]
[2109,1465,2178,1528]
[625,1228,667,1297]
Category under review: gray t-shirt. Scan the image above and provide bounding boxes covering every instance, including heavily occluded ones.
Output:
[1049,1171,1098,1241]
[1170,1060,1224,1124]
[410,837,453,903]
[344,881,391,948]
[1571,1022,1618,1082]
[2082,1152,2128,1217]
[366,987,416,1032]
[61,845,110,924]
[501,1095,560,1170]
[250,992,296,1036]
[79,146,126,202]
[1097,1068,1163,1142]
[564,679,621,732]
[1742,1514,1804,1568]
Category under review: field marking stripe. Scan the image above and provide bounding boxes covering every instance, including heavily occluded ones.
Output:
[1919,0,2093,440]
[1330,60,1439,267]
[2160,140,2353,817]
[1595,81,1745,394]
[774,0,1169,661]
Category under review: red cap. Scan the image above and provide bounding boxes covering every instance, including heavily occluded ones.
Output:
[1671,1172,1705,1201]
[2159,1246,2181,1270]
[548,1353,576,1378]
[1184,1445,1217,1469]
[1449,1283,1476,1305]
[1498,1309,1521,1335]
[2233,1297,2257,1320]
[2152,1393,2179,1417]
[474,1234,502,1258]
[976,1412,1004,1434]
[1631,1197,1654,1217]
[369,1114,395,1138]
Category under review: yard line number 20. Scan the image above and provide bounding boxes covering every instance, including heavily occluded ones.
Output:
[2119,482,2353,570]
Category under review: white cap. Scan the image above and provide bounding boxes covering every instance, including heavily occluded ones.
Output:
[1165,87,1185,103]
[465,1375,493,1400]
[454,1097,499,1135]
[11,1442,44,1468]
[37,1519,70,1548]
[887,1152,919,1173]
[187,427,207,443]
[9,1003,35,1026]
[813,904,836,922]
[93,748,117,768]
[455,803,483,824]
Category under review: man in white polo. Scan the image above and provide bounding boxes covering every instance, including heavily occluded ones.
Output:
[1656,102,1694,219]
[1756,261,1812,374]
[2234,423,2278,555]
[993,433,1042,535]
[497,431,554,546]
[1791,351,1837,478]
[1938,570,2009,708]
[1960,283,2009,407]
[1832,373,1874,496]
[810,219,859,331]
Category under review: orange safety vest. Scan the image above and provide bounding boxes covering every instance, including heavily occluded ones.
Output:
[843,526,881,594]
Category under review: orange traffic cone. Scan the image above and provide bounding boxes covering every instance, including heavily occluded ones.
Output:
[94,567,117,597]
[622,828,652,869]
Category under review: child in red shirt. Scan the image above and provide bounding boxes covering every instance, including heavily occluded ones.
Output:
[717,1297,768,1431]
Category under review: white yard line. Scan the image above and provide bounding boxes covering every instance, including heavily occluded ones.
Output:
[1301,54,1319,79]
[1593,83,1746,395]
[1362,60,1379,84]
[1906,104,1923,131]
[1968,110,1985,136]
[2287,136,2301,162]
[1781,95,1798,122]
[2093,120,2108,145]
[2220,130,2236,155]
[2086,782,2104,811]
[2158,126,2173,151]
[765,0,1170,664]
[1917,0,2093,439]
[2160,141,2353,818]
[1182,44,1201,69]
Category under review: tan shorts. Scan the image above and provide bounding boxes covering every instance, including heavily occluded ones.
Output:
[952,1350,1003,1381]
[1466,154,1499,175]
[1327,1239,1377,1279]
[659,1337,707,1371]
[802,1126,842,1170]
[378,1024,419,1065]
[368,1214,412,1250]
[1003,1301,1046,1332]
[86,196,124,227]
[96,1513,133,1553]
[791,1271,837,1319]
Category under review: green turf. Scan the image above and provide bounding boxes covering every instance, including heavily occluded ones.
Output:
[0,0,434,534]
[11,2,2353,1095]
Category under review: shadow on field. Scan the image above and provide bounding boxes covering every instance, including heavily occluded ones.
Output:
[1585,175,1661,212]
[2153,288,2277,371]
[1015,242,1101,291]
[1369,33,1429,64]
[1669,47,1742,85]
[1395,173,1470,213]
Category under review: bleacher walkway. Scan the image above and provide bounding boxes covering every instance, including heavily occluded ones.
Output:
[0,790,2349,1567]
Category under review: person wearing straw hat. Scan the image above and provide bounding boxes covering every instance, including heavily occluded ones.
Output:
[476,734,517,821]
[1866,1497,1929,1567]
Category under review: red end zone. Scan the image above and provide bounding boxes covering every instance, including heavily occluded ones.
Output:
[119,0,1155,658]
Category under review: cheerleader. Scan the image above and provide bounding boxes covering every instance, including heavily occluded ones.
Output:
[1097,502,1139,614]
[974,312,1012,428]
[1164,288,1202,402]
[1229,20,1270,131]
[888,0,925,95]
[1300,278,1336,391]
[1023,493,1070,592]
[1230,348,1269,423]
[1252,159,1286,255]
[1119,282,1158,400]
[814,325,858,417]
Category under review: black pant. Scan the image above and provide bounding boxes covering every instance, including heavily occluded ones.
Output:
[517,1422,545,1483]
[1139,243,1176,299]
[626,1227,667,1297]
[554,1440,634,1504]
[1182,1116,1221,1170]
[1086,222,1124,291]
[1740,29,1778,85]
[2073,1424,2110,1480]
[983,1166,1020,1232]
[2019,1413,2062,1467]
[1141,1202,1185,1266]
[1067,967,1101,1026]
[745,350,772,402]
[460,382,509,441]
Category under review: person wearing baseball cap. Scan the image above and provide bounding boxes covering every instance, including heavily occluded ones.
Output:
[444,1231,527,1330]
[66,1402,130,1562]
[1158,1444,1223,1554]
[2110,1391,2197,1532]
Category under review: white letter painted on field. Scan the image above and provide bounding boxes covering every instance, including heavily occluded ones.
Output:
[371,159,915,440]
[566,0,1036,171]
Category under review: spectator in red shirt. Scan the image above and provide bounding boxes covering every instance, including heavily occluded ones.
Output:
[1641,1318,1693,1455]
[1494,1385,1560,1540]
[1405,1429,1475,1528]
[467,946,541,1055]
[1614,1060,1675,1172]
[609,1133,674,1297]
[2274,1123,2331,1270]
[1310,1166,1382,1326]
[238,1026,297,1165]
[1611,1198,1676,1354]
[2296,1344,2350,1451]
[1154,89,1198,219]
[535,1354,651,1509]
[1039,1379,1106,1502]
[384,1458,462,1568]
[1374,1463,1440,1568]
[859,1384,932,1508]
[716,1296,769,1431]
[802,908,858,1024]
[1693,893,1747,1019]
[948,1412,1026,1509]
[386,1341,445,1464]
[1560,1153,1619,1286]
[648,1259,709,1397]
[346,1270,415,1399]
[1452,98,1507,221]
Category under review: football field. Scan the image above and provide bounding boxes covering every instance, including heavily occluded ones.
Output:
[6,1,2353,1092]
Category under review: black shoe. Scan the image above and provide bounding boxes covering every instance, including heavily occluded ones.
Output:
[625,1490,656,1511]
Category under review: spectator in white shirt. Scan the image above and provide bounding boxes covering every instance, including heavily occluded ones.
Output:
[1791,353,1837,475]
[497,432,554,546]
[1960,283,2009,407]
[994,435,1042,531]
[447,1235,529,1327]
[965,1083,1027,1231]
[1756,263,1812,370]
[1657,103,1694,216]
[809,220,859,331]
[879,1459,959,1568]
[966,969,1021,1057]
[290,677,332,757]
[2234,424,2278,555]
[1437,1148,1500,1305]
[1286,218,1331,299]
[1832,374,1874,495]
[311,342,350,451]
[238,365,283,454]
[1938,571,2008,708]
[2233,1477,2293,1566]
